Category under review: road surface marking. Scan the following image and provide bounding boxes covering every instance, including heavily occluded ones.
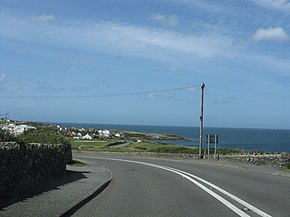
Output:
[79,156,272,217]
[169,167,271,217]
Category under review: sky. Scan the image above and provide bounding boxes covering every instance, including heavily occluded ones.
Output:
[0,0,290,129]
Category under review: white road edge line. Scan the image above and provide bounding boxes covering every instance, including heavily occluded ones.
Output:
[169,167,271,217]
[81,156,272,217]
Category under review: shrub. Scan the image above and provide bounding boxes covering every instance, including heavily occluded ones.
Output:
[0,128,23,144]
[19,128,71,147]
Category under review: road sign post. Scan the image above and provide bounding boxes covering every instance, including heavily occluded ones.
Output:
[206,134,219,160]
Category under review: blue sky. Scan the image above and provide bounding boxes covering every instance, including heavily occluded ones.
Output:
[1,0,290,129]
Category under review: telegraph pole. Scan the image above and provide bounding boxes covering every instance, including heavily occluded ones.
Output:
[199,82,205,159]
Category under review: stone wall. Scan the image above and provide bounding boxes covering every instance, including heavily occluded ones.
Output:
[219,152,289,167]
[0,142,71,201]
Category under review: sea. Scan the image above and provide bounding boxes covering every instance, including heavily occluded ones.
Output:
[56,123,290,153]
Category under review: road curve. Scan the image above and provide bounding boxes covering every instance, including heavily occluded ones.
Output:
[72,156,290,217]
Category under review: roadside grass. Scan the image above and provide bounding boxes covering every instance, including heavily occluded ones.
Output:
[70,139,248,155]
[286,163,290,172]
[70,139,111,150]
[68,160,86,166]
[126,142,199,154]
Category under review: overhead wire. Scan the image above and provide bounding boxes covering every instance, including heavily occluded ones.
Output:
[0,112,9,116]
[0,84,201,99]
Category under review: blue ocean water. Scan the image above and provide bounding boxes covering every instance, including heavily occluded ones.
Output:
[58,123,290,153]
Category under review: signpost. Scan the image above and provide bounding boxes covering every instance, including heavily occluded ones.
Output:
[206,134,219,160]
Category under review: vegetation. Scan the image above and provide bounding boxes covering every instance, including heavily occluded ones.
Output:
[0,121,249,155]
[0,128,70,147]
[68,138,249,156]
[0,128,23,144]
[126,142,198,154]
[20,128,71,146]
[67,160,86,166]
[70,139,111,150]
[122,130,184,141]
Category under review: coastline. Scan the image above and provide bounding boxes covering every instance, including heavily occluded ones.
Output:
[54,122,290,153]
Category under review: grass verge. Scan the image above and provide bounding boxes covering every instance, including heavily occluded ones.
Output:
[68,160,86,166]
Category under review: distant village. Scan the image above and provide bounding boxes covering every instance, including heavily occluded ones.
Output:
[0,119,182,143]
[0,120,124,140]
[0,122,37,135]
[55,125,124,140]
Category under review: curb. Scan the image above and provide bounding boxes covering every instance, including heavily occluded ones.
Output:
[58,170,113,217]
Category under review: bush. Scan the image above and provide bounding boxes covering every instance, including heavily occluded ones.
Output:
[19,128,71,147]
[0,129,23,144]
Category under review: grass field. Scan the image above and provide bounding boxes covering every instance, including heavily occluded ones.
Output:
[71,139,199,154]
[70,139,245,155]
[126,142,198,154]
[70,139,112,150]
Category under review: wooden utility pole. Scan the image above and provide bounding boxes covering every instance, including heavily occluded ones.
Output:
[199,82,205,159]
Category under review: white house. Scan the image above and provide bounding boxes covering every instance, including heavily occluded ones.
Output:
[1,124,36,135]
[82,133,93,140]
[98,129,111,137]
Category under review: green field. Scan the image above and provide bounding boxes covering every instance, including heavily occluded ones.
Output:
[70,140,112,151]
[70,138,245,155]
[127,142,198,154]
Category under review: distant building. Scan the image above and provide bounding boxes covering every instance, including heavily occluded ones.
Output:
[82,133,93,140]
[98,129,111,137]
[1,124,36,135]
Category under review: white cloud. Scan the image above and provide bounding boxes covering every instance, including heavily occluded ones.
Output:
[186,87,198,92]
[1,86,21,92]
[250,54,290,75]
[7,86,20,92]
[149,14,178,26]
[166,0,223,12]
[250,0,290,13]
[1,11,290,75]
[32,14,55,22]
[145,93,175,100]
[35,85,66,92]
[253,27,289,41]
[70,87,88,92]
[69,67,77,72]
[0,73,7,83]
[0,11,231,59]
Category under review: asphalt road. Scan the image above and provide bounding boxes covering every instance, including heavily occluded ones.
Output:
[72,156,290,217]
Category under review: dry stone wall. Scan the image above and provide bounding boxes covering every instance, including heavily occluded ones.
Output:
[219,152,289,167]
[0,142,71,201]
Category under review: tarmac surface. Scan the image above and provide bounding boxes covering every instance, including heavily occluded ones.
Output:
[1,151,289,217]
[73,152,290,217]
[0,160,112,217]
